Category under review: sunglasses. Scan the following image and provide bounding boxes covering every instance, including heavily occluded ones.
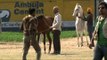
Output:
[98,7,105,9]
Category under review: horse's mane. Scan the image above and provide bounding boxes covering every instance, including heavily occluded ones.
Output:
[78,5,83,15]
[29,15,54,33]
[35,15,51,33]
[37,15,54,21]
[37,15,45,20]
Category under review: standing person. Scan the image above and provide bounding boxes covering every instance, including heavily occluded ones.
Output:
[89,2,107,60]
[85,7,94,45]
[20,8,41,60]
[50,6,62,54]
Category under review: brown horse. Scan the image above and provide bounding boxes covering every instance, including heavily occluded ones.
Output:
[31,15,54,53]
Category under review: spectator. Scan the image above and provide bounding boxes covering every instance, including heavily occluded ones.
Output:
[89,2,107,60]
[50,6,62,54]
[85,7,94,45]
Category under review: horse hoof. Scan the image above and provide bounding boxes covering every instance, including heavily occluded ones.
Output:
[81,44,83,47]
[77,45,80,47]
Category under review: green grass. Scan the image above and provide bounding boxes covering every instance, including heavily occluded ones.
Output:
[0,32,23,42]
[0,30,76,42]
[61,30,76,38]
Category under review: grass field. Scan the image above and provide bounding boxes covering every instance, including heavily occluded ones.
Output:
[0,30,76,42]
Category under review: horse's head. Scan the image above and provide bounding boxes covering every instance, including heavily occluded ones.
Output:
[37,15,45,20]
[72,3,83,17]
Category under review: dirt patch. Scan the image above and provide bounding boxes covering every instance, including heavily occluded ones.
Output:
[0,37,94,60]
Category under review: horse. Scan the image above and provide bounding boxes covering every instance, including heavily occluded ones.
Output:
[72,3,89,47]
[31,15,53,53]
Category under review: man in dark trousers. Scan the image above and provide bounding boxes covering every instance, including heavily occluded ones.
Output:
[21,8,41,60]
[50,6,62,54]
[85,7,94,45]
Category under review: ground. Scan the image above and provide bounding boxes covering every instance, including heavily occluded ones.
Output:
[0,37,94,60]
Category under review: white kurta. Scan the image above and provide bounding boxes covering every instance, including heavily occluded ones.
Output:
[52,12,62,31]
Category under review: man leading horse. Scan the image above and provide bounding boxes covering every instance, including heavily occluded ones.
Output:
[20,8,41,60]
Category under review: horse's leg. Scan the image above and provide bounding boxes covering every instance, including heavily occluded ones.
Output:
[84,22,89,46]
[76,31,80,47]
[37,33,41,43]
[84,30,89,46]
[43,33,46,54]
[80,32,83,47]
[86,36,89,46]
[46,31,52,53]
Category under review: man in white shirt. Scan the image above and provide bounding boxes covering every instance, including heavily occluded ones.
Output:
[50,6,62,54]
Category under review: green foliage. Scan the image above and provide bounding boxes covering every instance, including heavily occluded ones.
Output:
[0,30,76,42]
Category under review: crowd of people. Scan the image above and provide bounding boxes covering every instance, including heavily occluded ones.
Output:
[20,1,107,60]
[21,6,62,60]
